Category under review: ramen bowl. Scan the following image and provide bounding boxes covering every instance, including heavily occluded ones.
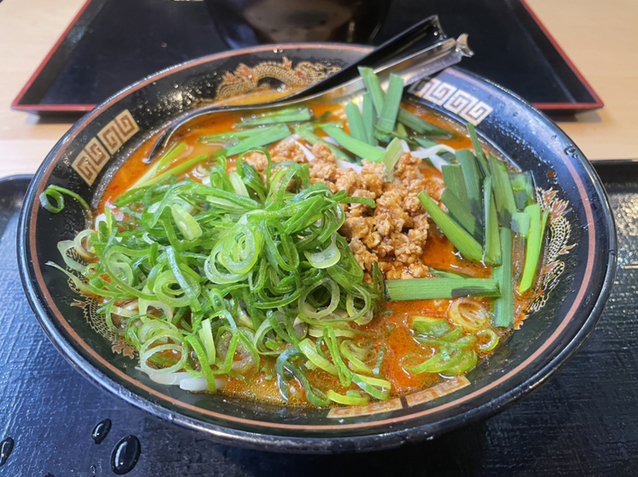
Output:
[18,44,616,453]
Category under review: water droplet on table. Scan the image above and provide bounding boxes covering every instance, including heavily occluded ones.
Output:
[111,435,141,475]
[0,437,14,467]
[91,418,112,444]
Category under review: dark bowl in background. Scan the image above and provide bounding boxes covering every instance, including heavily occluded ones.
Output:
[204,0,390,48]
[17,44,616,453]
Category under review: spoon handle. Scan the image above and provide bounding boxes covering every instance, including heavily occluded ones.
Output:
[145,23,473,163]
[376,34,473,87]
[279,15,448,102]
[315,34,473,104]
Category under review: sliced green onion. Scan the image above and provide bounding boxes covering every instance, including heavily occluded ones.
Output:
[511,211,530,236]
[397,108,451,137]
[448,298,491,332]
[435,326,466,344]
[218,223,262,274]
[45,261,91,294]
[477,329,499,351]
[466,123,489,176]
[385,277,500,301]
[275,347,330,406]
[315,111,332,122]
[298,338,338,375]
[323,326,352,387]
[340,340,373,374]
[518,203,547,293]
[418,191,484,262]
[404,348,464,374]
[298,278,340,319]
[493,227,514,328]
[345,102,367,144]
[483,176,501,265]
[327,389,370,406]
[199,127,275,144]
[133,153,210,190]
[442,164,470,210]
[184,335,217,392]
[204,188,260,212]
[322,125,384,163]
[171,203,202,241]
[197,318,216,364]
[237,107,311,127]
[416,334,476,348]
[165,246,201,308]
[415,137,438,149]
[373,345,385,377]
[352,373,390,400]
[456,150,483,220]
[361,93,376,146]
[303,233,341,269]
[510,172,536,210]
[374,125,414,145]
[228,172,249,197]
[56,240,86,272]
[358,67,385,115]
[442,349,477,375]
[489,153,517,227]
[439,151,457,162]
[411,316,451,337]
[226,123,290,156]
[40,185,90,213]
[306,120,344,129]
[440,189,482,242]
[308,326,357,339]
[382,138,403,181]
[377,74,404,133]
[428,267,470,279]
[294,126,355,163]
[132,142,188,190]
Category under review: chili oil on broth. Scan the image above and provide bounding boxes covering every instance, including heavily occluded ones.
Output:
[99,87,299,208]
[96,96,541,407]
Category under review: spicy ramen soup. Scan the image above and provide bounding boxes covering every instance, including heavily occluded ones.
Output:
[45,71,546,407]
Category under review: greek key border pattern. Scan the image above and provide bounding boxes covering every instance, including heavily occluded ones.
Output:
[72,109,139,186]
[411,78,494,126]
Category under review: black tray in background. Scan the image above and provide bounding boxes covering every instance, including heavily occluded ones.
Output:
[12,0,602,114]
[1,162,636,475]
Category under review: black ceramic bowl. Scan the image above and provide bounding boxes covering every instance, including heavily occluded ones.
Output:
[18,44,616,453]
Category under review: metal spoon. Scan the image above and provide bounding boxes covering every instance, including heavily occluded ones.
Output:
[145,18,473,163]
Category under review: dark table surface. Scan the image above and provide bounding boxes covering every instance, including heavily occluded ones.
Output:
[0,163,637,476]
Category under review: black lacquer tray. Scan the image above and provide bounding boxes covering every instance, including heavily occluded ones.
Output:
[1,161,636,474]
[12,0,602,113]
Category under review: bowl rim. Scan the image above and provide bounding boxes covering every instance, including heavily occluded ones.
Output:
[17,43,617,452]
